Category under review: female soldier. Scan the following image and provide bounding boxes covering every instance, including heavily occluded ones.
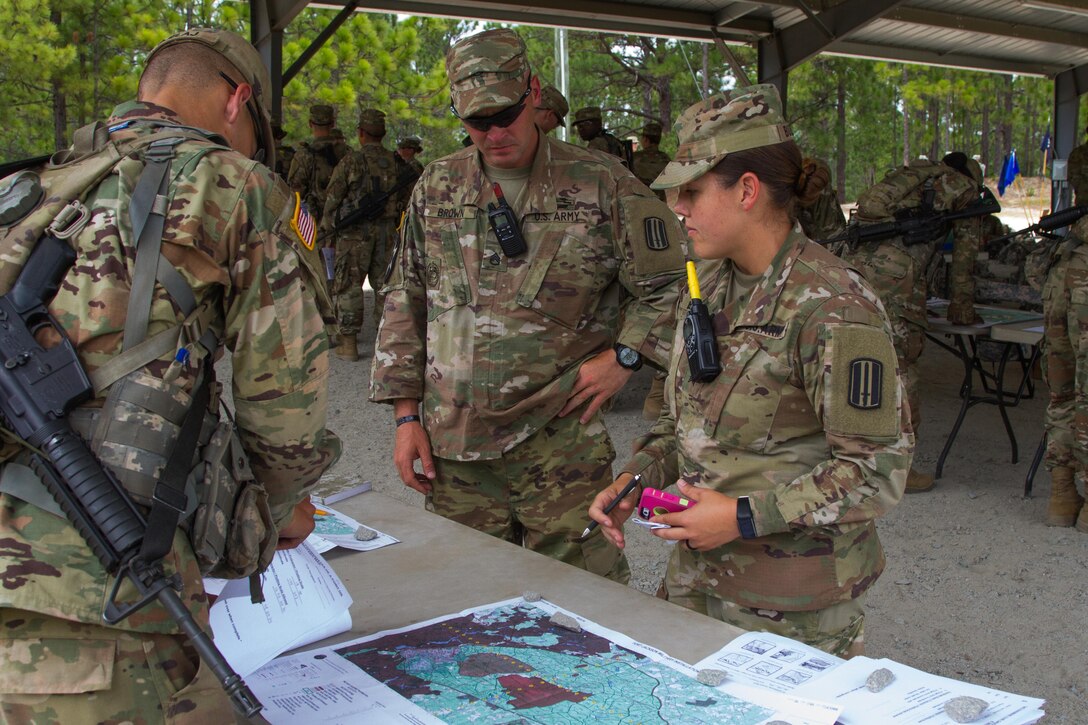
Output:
[588,85,913,657]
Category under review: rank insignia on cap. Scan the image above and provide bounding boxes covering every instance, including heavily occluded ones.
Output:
[848,358,883,409]
[644,217,670,250]
[291,193,316,250]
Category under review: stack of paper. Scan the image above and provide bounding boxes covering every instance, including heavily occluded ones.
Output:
[208,542,353,676]
[305,502,399,553]
[694,632,1044,725]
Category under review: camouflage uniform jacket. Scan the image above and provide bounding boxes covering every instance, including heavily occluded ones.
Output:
[287,135,348,224]
[798,184,847,244]
[631,148,670,188]
[0,101,341,634]
[623,230,912,611]
[370,132,686,460]
[1068,141,1088,206]
[321,142,404,234]
[588,131,626,160]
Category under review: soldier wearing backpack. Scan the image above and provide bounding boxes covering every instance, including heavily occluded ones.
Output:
[843,153,985,493]
[287,104,350,227]
[0,28,340,720]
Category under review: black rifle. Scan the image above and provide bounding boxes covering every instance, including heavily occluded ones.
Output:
[333,170,419,232]
[623,138,635,170]
[819,188,1001,248]
[987,204,1088,246]
[0,234,262,718]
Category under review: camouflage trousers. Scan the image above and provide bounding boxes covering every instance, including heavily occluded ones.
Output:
[845,239,932,434]
[662,577,867,658]
[1042,248,1088,471]
[332,218,397,335]
[0,608,244,724]
[428,413,630,583]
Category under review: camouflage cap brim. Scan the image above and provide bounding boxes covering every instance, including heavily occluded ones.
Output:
[650,158,716,190]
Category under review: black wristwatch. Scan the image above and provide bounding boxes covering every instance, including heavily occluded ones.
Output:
[736,496,757,540]
[614,344,643,371]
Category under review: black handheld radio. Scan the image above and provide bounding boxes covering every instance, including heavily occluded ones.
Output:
[487,183,528,257]
[683,261,721,382]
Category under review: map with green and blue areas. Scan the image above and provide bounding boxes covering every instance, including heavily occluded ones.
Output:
[334,602,773,724]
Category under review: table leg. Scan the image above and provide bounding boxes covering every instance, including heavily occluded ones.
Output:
[935,334,976,479]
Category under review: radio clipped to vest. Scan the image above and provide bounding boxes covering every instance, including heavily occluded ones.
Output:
[684,261,722,383]
[487,182,528,257]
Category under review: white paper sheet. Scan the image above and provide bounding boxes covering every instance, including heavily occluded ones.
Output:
[307,502,399,552]
[209,542,352,676]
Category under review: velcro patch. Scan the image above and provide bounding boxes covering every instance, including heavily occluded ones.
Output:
[827,324,899,438]
[290,192,316,251]
[622,195,684,278]
[644,217,670,250]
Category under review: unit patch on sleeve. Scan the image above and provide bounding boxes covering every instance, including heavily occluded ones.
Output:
[827,323,899,438]
[847,357,883,410]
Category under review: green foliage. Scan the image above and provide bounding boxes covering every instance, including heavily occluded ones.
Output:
[0,8,1063,200]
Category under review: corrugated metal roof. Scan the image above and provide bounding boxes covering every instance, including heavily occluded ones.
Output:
[309,0,1088,78]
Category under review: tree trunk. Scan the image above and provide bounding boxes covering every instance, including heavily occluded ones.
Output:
[51,6,67,150]
[981,102,991,180]
[701,44,709,100]
[836,74,847,199]
[901,67,910,166]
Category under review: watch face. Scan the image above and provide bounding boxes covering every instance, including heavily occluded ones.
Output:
[617,346,640,368]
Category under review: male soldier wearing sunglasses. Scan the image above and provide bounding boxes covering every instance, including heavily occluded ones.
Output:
[370,28,685,581]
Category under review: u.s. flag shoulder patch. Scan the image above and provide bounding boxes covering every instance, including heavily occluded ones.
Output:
[291,193,317,250]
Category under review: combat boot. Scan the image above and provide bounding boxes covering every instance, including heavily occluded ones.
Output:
[1046,466,1083,527]
[335,334,359,362]
[904,468,935,494]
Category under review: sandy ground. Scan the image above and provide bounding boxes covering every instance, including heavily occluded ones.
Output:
[316,300,1088,723]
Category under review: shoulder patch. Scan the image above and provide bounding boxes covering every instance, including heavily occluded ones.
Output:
[826,324,899,438]
[290,192,317,251]
[622,195,684,278]
[644,217,670,250]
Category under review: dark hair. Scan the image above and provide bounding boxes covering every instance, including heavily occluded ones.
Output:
[139,42,235,100]
[642,132,662,145]
[707,141,822,221]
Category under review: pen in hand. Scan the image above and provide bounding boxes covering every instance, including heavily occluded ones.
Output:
[582,474,641,538]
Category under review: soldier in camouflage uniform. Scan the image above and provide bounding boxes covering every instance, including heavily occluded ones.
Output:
[797,156,847,248]
[273,121,295,180]
[572,106,626,160]
[370,28,686,581]
[396,136,425,175]
[631,122,670,193]
[589,85,912,657]
[287,104,349,227]
[322,108,406,361]
[0,28,340,722]
[842,153,982,493]
[535,85,569,134]
[1041,217,1088,532]
[1068,127,1088,206]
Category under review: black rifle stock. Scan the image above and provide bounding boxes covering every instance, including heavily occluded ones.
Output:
[819,191,1001,248]
[0,234,262,719]
[333,170,420,233]
[987,205,1088,246]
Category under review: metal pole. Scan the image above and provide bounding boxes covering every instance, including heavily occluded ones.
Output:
[556,27,569,142]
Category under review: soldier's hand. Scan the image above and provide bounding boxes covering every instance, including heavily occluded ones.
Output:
[588,474,640,549]
[394,420,436,494]
[559,348,634,423]
[650,481,741,552]
[946,301,982,325]
[276,498,317,550]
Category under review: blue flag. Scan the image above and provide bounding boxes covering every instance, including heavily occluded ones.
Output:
[1040,130,1051,152]
[998,150,1020,196]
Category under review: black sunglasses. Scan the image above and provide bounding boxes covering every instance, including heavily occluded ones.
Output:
[219,71,268,164]
[452,80,532,132]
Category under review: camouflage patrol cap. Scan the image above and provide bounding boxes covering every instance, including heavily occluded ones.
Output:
[446,29,530,119]
[573,107,602,125]
[310,104,335,126]
[397,136,423,151]
[537,86,569,120]
[148,28,276,169]
[641,122,663,138]
[357,108,386,132]
[651,83,792,190]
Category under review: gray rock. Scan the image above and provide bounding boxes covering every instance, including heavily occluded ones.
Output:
[549,612,582,632]
[353,525,378,541]
[522,591,542,602]
[944,696,989,722]
[696,669,728,687]
[866,667,895,692]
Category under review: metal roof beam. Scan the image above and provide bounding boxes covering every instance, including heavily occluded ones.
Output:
[313,0,773,39]
[887,8,1088,50]
[826,40,1065,77]
[757,0,906,87]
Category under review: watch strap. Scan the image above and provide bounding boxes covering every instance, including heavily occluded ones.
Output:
[395,414,421,427]
[737,496,757,540]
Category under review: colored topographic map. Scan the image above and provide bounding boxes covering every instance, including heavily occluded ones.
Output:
[333,602,773,724]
